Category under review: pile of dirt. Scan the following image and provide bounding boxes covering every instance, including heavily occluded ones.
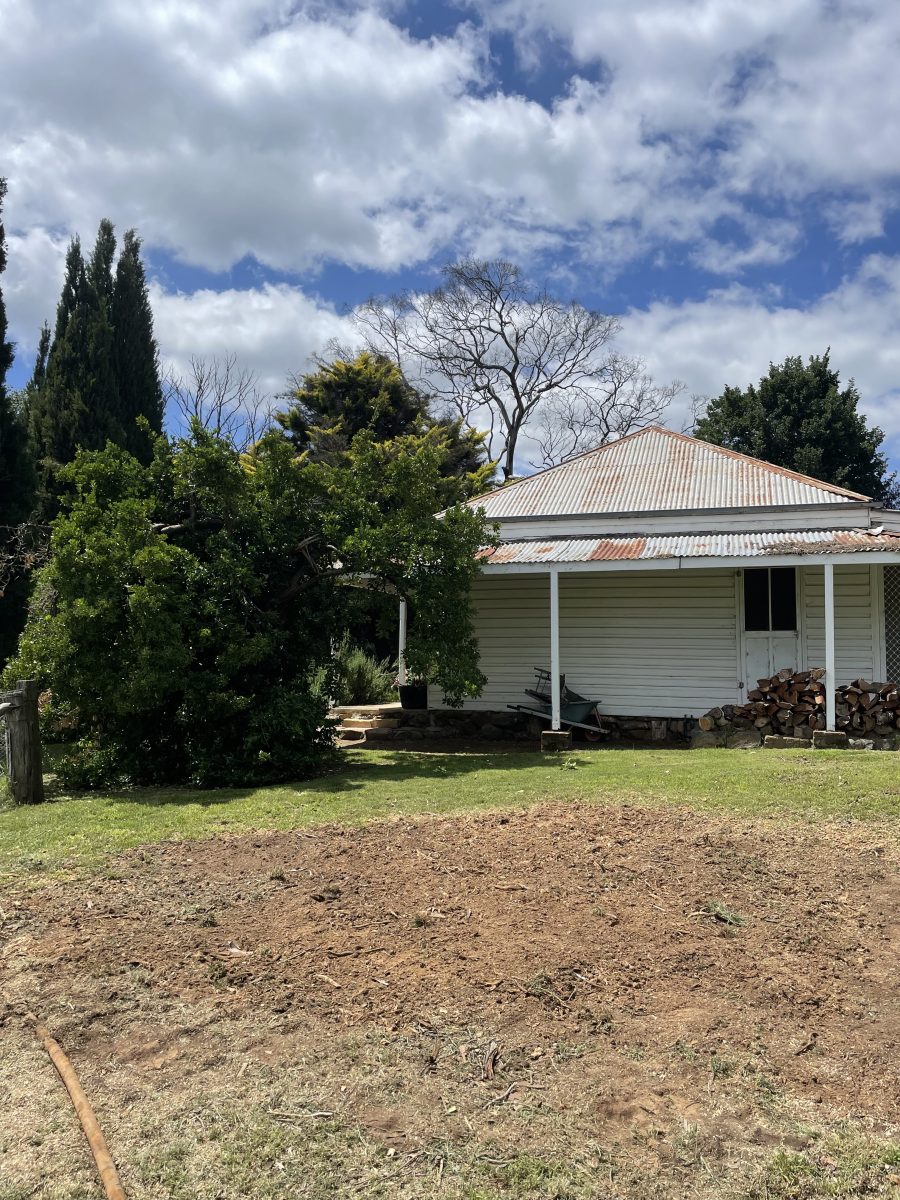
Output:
[4,802,898,1122]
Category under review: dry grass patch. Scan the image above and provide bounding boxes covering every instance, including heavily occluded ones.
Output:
[2,797,898,1199]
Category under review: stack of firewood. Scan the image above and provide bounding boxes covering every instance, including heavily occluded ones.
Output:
[834,678,900,733]
[698,667,900,740]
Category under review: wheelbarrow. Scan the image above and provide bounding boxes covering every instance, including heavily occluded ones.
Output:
[507,667,606,740]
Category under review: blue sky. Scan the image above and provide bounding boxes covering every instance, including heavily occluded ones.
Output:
[2,0,900,470]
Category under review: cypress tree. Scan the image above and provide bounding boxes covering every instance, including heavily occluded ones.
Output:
[30,322,50,390]
[0,178,37,666]
[0,178,34,523]
[29,237,86,513]
[84,218,122,446]
[112,229,163,461]
[0,180,12,401]
[88,218,116,318]
[29,223,124,515]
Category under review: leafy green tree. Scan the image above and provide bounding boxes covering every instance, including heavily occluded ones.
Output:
[277,352,493,675]
[10,431,339,786]
[113,229,163,462]
[277,351,493,503]
[694,351,899,504]
[314,429,492,704]
[9,426,491,788]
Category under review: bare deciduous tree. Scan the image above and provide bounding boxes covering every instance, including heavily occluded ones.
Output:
[534,354,684,469]
[355,259,680,479]
[164,354,274,451]
[0,520,50,599]
[683,393,711,434]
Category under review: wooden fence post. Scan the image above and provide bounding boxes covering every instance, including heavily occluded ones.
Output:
[1,679,44,805]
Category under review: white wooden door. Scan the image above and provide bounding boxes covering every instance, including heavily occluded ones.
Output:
[744,631,800,687]
[741,567,799,689]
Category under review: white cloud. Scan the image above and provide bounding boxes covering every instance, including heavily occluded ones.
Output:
[2,226,69,367]
[466,0,900,250]
[3,0,900,455]
[0,2,489,272]
[150,281,356,399]
[824,195,892,246]
[3,0,898,289]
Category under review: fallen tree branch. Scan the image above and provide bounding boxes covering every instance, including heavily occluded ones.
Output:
[485,1080,548,1106]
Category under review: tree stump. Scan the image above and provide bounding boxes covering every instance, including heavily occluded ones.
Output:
[1,679,44,805]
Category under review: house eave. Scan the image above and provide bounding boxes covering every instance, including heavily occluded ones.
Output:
[480,500,877,525]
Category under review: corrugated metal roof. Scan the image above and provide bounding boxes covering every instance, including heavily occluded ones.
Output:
[470,427,871,518]
[479,529,900,566]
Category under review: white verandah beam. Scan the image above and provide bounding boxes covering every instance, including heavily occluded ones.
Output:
[549,567,561,730]
[824,562,836,732]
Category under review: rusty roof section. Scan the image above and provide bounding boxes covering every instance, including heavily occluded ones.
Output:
[478,529,900,566]
[469,427,872,519]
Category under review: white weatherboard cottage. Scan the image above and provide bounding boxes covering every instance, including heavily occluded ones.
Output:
[425,426,900,734]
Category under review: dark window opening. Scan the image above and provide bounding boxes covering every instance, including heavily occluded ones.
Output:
[743,567,797,633]
[743,568,770,631]
[770,567,797,631]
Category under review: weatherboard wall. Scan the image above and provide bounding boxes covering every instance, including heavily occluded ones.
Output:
[429,568,740,718]
[428,574,551,713]
[428,564,885,718]
[558,568,741,717]
[800,563,883,682]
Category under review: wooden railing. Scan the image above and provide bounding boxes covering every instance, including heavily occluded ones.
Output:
[0,679,44,805]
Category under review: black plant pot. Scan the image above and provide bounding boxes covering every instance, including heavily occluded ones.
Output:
[398,682,428,710]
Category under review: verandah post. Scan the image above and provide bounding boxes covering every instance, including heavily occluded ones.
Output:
[398,598,408,686]
[824,562,836,731]
[1,679,44,805]
[550,568,561,730]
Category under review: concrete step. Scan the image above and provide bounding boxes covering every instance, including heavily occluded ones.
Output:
[333,703,402,720]
[340,716,400,731]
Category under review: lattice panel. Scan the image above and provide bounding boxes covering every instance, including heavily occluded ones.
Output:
[884,566,900,683]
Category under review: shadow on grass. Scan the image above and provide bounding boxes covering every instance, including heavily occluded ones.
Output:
[39,746,558,810]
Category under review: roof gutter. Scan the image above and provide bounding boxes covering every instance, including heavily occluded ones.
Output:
[481,549,900,575]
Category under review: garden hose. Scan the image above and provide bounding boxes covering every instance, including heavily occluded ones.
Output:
[28,1012,126,1200]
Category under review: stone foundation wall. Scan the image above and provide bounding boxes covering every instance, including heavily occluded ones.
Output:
[369,706,900,749]
[376,709,690,743]
[380,709,534,741]
[595,715,689,742]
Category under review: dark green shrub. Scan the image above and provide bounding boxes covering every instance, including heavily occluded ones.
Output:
[9,432,338,787]
[332,634,395,705]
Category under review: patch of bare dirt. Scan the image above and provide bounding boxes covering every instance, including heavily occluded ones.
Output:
[2,803,899,1197]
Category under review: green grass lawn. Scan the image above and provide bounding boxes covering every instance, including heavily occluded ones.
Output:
[2,745,899,884]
